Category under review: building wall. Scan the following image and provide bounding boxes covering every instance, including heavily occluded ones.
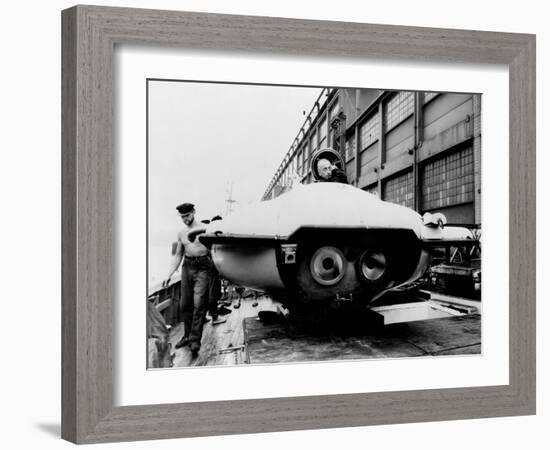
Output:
[263,89,482,226]
[473,94,482,224]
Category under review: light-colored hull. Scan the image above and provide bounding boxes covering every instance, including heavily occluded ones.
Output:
[200,183,475,306]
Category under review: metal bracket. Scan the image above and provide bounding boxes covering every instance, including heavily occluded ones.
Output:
[334,293,353,303]
[281,244,297,264]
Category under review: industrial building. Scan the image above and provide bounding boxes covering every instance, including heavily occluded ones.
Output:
[262,88,481,226]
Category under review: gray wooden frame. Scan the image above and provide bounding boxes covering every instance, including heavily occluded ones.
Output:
[62,5,536,444]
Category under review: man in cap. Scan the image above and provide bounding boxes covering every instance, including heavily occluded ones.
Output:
[162,202,213,356]
[316,158,349,184]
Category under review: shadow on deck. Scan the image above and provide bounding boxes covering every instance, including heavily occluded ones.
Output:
[168,295,481,368]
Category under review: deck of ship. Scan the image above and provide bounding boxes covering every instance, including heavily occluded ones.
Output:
[167,293,481,367]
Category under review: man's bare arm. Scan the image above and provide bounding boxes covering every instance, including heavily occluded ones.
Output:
[162,240,184,287]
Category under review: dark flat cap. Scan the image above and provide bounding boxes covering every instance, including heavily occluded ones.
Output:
[176,202,195,214]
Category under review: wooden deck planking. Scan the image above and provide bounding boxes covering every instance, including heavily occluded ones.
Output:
[169,295,275,367]
[166,295,481,367]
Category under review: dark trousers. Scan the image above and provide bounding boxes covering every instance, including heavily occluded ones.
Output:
[180,262,211,343]
[208,269,222,317]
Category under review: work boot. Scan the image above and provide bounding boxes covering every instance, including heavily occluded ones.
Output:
[211,315,227,325]
[189,341,200,355]
[175,336,190,349]
[217,306,232,315]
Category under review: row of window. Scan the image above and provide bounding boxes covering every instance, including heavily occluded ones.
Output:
[267,91,440,198]
[385,91,414,131]
[422,147,474,210]
[269,96,339,193]
[344,91,438,162]
[365,146,475,212]
[382,170,415,209]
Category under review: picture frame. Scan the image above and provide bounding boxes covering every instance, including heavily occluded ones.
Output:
[61,4,535,444]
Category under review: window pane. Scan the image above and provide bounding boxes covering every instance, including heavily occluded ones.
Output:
[318,117,327,146]
[345,134,356,161]
[383,170,414,209]
[385,91,414,131]
[310,131,317,154]
[421,147,474,211]
[360,113,379,149]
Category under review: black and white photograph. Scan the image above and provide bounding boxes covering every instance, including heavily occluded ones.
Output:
[147,81,482,369]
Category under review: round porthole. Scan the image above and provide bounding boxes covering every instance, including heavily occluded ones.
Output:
[309,246,346,286]
[358,250,387,282]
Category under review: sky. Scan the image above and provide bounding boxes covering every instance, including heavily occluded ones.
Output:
[148,80,323,285]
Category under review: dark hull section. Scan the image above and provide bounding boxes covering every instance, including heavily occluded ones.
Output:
[202,227,430,309]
